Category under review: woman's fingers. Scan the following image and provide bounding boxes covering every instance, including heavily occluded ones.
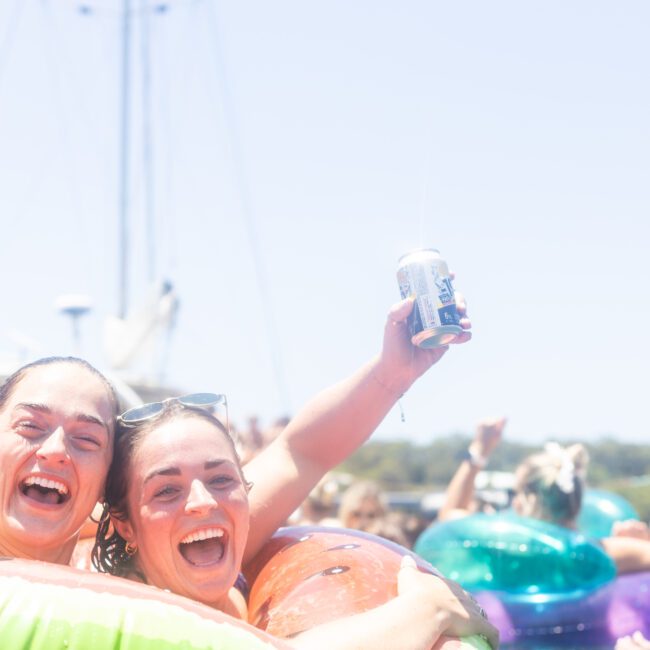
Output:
[387,296,416,324]
[397,564,499,649]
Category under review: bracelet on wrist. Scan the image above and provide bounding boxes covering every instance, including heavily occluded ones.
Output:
[369,368,405,400]
[462,445,488,469]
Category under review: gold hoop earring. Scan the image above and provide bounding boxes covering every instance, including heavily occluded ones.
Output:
[125,542,137,557]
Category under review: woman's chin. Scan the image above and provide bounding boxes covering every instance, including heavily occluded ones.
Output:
[176,564,239,608]
[188,579,234,609]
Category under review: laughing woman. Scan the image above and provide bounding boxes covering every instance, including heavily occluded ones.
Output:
[1,293,469,576]
[93,396,497,649]
[0,357,118,564]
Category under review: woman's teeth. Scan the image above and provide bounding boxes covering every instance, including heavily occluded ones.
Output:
[180,528,224,545]
[179,528,226,566]
[21,476,69,505]
[23,476,69,495]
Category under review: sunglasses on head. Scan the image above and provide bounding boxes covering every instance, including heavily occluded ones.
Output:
[118,393,228,429]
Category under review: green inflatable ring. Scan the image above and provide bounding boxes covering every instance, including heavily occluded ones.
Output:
[0,557,287,649]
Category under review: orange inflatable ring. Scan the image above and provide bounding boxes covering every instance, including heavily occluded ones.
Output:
[245,526,491,650]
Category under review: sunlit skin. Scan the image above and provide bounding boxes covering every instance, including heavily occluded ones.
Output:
[113,416,250,613]
[0,364,114,563]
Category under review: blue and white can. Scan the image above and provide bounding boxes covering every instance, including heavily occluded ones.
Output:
[397,248,462,348]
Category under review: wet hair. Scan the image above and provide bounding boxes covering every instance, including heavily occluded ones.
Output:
[92,402,251,577]
[338,480,387,530]
[514,443,589,527]
[0,356,119,425]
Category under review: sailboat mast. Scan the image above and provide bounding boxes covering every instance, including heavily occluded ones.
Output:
[118,0,132,319]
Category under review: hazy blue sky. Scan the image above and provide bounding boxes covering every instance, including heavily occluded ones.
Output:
[0,1,648,444]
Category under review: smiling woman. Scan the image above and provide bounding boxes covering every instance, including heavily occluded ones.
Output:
[93,398,498,649]
[95,401,250,616]
[0,296,496,647]
[0,357,118,565]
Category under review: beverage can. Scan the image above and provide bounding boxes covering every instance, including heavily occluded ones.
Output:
[396,248,462,348]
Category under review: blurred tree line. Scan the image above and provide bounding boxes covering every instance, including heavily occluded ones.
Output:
[338,435,650,520]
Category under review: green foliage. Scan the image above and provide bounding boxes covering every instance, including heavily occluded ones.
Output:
[602,478,650,522]
[588,439,650,483]
[338,435,650,513]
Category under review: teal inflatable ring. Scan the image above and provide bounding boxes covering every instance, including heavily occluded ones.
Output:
[414,512,616,594]
[577,489,640,538]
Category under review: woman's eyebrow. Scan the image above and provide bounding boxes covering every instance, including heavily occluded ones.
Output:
[75,413,108,430]
[204,460,227,470]
[14,401,50,414]
[14,403,108,432]
[144,466,181,484]
[143,460,231,485]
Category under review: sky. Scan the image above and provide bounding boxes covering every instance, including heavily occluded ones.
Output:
[0,0,648,445]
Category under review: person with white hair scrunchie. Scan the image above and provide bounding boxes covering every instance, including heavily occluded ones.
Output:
[440,427,650,576]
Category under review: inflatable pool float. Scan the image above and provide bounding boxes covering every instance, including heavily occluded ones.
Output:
[0,556,287,649]
[605,570,650,640]
[245,526,491,650]
[475,584,614,646]
[414,512,616,593]
[476,570,650,647]
[577,488,640,538]
[0,529,491,650]
[414,512,650,647]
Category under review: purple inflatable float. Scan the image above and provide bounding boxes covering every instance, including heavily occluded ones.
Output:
[475,571,650,647]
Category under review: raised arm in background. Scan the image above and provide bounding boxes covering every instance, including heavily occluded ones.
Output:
[437,417,506,522]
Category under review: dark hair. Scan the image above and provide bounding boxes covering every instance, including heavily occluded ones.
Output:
[0,356,119,422]
[92,402,250,577]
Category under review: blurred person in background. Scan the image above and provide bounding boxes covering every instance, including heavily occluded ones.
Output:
[365,512,411,548]
[236,415,291,464]
[291,473,346,527]
[338,480,387,532]
[440,424,650,575]
[236,416,265,464]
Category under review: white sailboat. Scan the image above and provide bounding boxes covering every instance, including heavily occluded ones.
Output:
[1,2,183,407]
[0,0,291,421]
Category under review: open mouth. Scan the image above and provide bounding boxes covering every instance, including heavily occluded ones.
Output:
[178,528,227,567]
[20,476,70,506]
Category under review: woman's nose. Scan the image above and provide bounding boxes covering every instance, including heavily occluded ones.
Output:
[35,427,69,465]
[185,480,217,515]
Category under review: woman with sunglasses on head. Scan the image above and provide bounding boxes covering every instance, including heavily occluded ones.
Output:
[0,291,468,571]
[93,390,497,649]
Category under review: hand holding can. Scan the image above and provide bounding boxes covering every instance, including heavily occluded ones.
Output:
[397,248,464,348]
[373,278,471,397]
